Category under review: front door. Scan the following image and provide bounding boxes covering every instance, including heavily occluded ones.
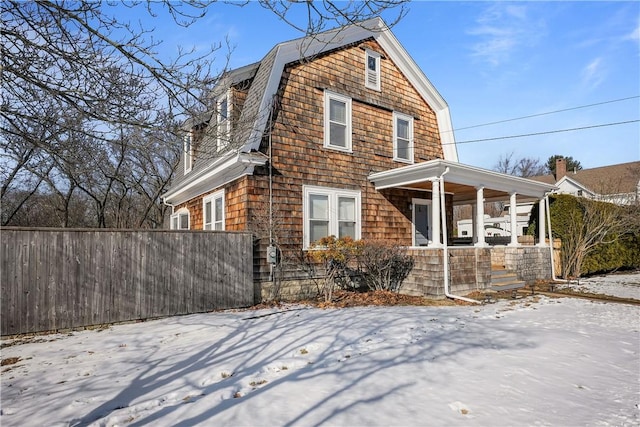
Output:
[413,199,431,246]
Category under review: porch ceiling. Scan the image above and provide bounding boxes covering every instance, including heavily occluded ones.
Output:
[368,159,558,204]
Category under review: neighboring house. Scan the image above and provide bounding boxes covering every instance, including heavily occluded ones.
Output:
[162,18,557,299]
[457,159,640,239]
[531,158,640,205]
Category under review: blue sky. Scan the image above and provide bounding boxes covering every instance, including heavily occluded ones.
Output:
[143,1,639,170]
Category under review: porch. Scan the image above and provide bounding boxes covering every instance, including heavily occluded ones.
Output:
[400,244,552,299]
[369,159,558,300]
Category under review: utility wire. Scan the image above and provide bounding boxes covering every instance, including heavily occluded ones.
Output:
[446,119,640,146]
[451,95,640,132]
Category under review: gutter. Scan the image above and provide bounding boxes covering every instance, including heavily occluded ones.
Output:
[163,151,268,206]
[440,167,481,304]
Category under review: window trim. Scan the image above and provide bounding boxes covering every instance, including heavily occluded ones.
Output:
[393,111,414,164]
[365,49,381,91]
[183,131,193,174]
[323,90,352,153]
[202,190,225,230]
[170,208,190,230]
[303,185,361,249]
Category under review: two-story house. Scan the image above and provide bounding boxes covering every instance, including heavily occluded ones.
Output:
[162,18,557,301]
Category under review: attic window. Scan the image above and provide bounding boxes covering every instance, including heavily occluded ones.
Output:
[365,49,381,91]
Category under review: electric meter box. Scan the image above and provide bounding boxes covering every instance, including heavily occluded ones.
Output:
[267,245,278,264]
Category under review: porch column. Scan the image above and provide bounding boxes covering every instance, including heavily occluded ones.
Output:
[474,186,486,247]
[508,192,519,247]
[431,179,441,246]
[537,197,547,247]
[471,204,478,244]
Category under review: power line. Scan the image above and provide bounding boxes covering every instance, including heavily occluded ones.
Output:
[447,119,640,146]
[452,95,640,132]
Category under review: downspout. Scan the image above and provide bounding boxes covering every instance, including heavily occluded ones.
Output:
[440,167,481,304]
[162,198,175,225]
[545,194,570,283]
[268,99,275,282]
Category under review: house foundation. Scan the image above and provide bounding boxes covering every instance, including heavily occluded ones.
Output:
[402,248,492,298]
[491,245,554,283]
[257,245,552,302]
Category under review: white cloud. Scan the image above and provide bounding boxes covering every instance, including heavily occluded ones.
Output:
[624,24,640,43]
[468,3,545,67]
[581,57,606,90]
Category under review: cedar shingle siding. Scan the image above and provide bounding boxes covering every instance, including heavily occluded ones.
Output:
[168,28,450,283]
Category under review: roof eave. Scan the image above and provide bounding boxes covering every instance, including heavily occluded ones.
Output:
[162,152,267,206]
[369,159,558,199]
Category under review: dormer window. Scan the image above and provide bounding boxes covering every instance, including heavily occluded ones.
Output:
[183,131,193,174]
[216,90,231,152]
[365,49,381,91]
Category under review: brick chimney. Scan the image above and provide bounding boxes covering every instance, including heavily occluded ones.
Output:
[556,158,567,180]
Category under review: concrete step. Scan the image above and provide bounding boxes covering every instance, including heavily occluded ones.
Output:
[490,268,525,293]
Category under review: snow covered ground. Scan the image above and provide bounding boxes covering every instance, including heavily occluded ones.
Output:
[1,274,639,427]
[558,272,640,300]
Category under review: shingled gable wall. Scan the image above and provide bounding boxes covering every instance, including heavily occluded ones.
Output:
[251,38,451,298]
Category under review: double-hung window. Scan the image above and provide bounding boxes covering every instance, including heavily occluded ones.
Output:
[170,209,190,230]
[393,112,414,163]
[183,132,193,173]
[203,190,225,230]
[216,91,231,152]
[324,91,352,152]
[365,49,381,91]
[303,185,361,248]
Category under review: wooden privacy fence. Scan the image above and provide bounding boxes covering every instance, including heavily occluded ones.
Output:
[1,228,254,336]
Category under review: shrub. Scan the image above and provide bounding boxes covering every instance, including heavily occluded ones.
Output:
[309,237,414,301]
[357,240,414,292]
[309,236,362,302]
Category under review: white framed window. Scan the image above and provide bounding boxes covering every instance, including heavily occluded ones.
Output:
[393,112,414,163]
[323,91,352,152]
[203,190,225,230]
[183,132,193,174]
[170,208,190,230]
[365,49,381,91]
[303,185,361,249]
[216,91,231,152]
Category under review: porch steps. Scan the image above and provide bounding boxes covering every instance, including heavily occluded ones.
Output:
[490,267,525,297]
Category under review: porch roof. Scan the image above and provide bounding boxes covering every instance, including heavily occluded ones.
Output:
[368,159,557,203]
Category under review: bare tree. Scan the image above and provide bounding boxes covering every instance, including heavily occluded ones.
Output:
[2,0,408,228]
[255,0,409,35]
[547,195,640,278]
[1,1,220,227]
[494,152,546,177]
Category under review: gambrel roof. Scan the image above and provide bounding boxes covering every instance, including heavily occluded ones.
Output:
[163,18,458,206]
